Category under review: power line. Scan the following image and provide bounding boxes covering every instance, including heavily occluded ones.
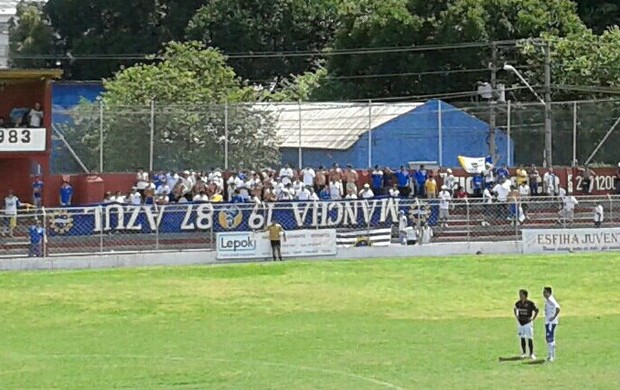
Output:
[10,39,522,61]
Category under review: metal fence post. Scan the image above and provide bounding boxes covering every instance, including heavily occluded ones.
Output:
[224,101,229,170]
[298,100,303,169]
[155,205,160,251]
[507,100,511,167]
[465,198,470,243]
[608,194,613,225]
[98,206,104,254]
[99,100,104,173]
[572,101,577,167]
[438,100,443,166]
[514,198,519,245]
[149,99,155,172]
[368,100,372,168]
[42,207,48,258]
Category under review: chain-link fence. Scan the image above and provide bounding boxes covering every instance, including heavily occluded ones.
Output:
[51,99,620,175]
[0,196,617,258]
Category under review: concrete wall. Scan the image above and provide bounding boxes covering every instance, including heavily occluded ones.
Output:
[0,241,523,272]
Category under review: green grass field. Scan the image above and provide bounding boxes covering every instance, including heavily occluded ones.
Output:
[1,254,620,389]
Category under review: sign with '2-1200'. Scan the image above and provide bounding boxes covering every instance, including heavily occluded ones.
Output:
[0,128,46,152]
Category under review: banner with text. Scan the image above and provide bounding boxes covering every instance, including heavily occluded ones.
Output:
[522,228,620,253]
[46,198,438,237]
[216,229,337,260]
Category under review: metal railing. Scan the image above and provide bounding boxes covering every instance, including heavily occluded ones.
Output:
[1,195,617,259]
[52,99,620,174]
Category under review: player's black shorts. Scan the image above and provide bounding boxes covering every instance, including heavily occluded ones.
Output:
[270,240,281,248]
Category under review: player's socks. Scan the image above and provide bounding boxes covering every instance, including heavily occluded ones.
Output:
[520,338,527,354]
[550,342,555,359]
[528,339,534,356]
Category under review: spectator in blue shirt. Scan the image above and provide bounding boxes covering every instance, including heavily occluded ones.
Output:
[473,173,484,197]
[371,165,384,196]
[231,189,245,203]
[59,181,73,206]
[496,164,510,181]
[28,219,45,257]
[32,175,44,208]
[395,166,410,197]
[319,186,330,200]
[414,165,428,196]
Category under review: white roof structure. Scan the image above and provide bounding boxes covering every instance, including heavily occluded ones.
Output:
[255,102,422,150]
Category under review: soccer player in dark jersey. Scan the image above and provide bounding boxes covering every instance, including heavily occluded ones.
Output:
[514,289,539,359]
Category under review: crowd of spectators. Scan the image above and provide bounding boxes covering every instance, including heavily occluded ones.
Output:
[109,161,620,207]
[0,103,44,128]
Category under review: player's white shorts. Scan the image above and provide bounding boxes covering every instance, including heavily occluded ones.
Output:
[517,322,534,339]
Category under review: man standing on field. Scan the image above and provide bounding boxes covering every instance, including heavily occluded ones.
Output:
[514,289,539,360]
[265,220,286,261]
[543,287,561,362]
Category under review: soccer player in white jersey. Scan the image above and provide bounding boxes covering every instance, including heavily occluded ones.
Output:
[543,287,561,362]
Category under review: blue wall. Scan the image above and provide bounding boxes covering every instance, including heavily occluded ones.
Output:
[281,100,513,169]
[51,82,104,173]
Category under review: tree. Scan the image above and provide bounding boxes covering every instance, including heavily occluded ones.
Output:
[574,0,620,34]
[185,0,342,85]
[9,1,57,69]
[323,0,586,100]
[59,42,280,172]
[42,0,205,79]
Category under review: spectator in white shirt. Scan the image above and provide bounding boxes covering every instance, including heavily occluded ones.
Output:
[481,187,494,227]
[292,178,304,197]
[308,187,319,201]
[518,182,530,198]
[594,204,604,228]
[156,183,171,197]
[279,164,294,186]
[388,184,400,198]
[484,162,495,189]
[277,184,294,201]
[558,191,578,224]
[398,210,408,245]
[329,179,341,200]
[136,168,149,195]
[297,186,312,201]
[28,103,43,128]
[301,166,316,188]
[438,185,451,227]
[193,190,210,202]
[443,169,456,193]
[344,189,358,200]
[129,187,142,205]
[112,191,126,204]
[3,190,20,237]
[358,184,374,199]
[492,180,511,202]
[420,222,433,245]
[166,172,179,190]
[543,168,559,196]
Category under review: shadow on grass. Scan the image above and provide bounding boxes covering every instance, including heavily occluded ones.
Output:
[498,356,524,362]
[523,359,546,365]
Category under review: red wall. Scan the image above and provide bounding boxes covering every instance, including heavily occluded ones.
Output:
[0,79,54,205]
[0,81,47,123]
[43,167,619,207]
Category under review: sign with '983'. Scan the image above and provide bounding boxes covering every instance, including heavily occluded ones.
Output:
[0,128,46,152]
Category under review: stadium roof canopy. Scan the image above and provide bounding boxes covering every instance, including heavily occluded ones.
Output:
[255,102,423,150]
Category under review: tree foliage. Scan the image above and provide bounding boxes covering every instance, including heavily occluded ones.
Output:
[9,1,57,69]
[61,42,280,172]
[43,0,205,79]
[324,0,586,100]
[575,0,620,34]
[186,0,343,84]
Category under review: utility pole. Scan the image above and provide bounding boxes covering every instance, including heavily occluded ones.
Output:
[544,41,552,167]
[489,42,498,164]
